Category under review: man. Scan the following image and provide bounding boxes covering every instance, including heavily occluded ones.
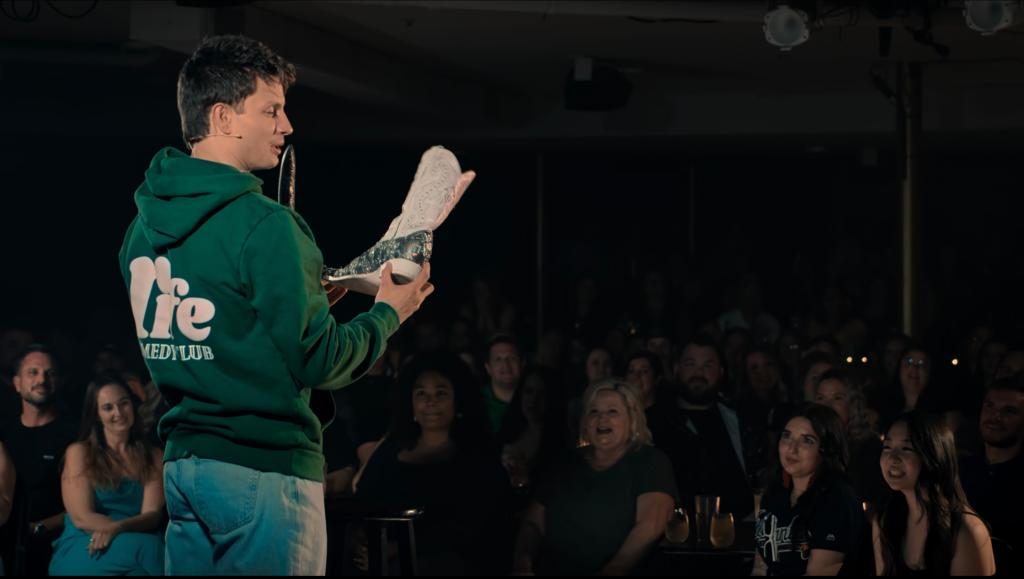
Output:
[960,375,1024,576]
[0,345,78,577]
[648,335,754,519]
[482,335,523,432]
[119,35,471,575]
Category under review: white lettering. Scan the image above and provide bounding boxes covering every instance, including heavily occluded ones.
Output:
[177,297,216,341]
[127,256,216,342]
[129,257,157,339]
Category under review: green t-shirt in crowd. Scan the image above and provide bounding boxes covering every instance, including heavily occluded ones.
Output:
[481,384,509,433]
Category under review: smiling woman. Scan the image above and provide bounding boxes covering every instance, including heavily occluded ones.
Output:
[512,380,678,576]
[753,403,865,576]
[872,411,996,576]
[49,375,164,576]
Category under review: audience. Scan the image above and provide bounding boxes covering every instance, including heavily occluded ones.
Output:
[3,258,1023,577]
[753,404,865,576]
[814,369,888,506]
[512,381,676,575]
[960,376,1024,576]
[49,375,164,575]
[496,365,567,490]
[353,352,507,574]
[0,345,78,576]
[649,335,754,519]
[873,411,995,575]
[481,336,524,434]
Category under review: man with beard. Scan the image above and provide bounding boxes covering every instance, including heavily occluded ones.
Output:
[0,345,78,576]
[960,374,1024,576]
[648,335,754,519]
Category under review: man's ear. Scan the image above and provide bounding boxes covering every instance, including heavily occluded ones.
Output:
[207,102,236,137]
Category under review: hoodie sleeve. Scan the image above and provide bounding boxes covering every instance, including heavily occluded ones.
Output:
[239,209,399,390]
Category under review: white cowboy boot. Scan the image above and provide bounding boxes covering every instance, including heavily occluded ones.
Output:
[323,145,467,295]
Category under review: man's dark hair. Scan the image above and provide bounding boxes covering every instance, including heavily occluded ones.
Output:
[626,349,663,379]
[11,343,60,377]
[486,334,521,357]
[989,373,1024,395]
[678,333,725,368]
[177,34,297,147]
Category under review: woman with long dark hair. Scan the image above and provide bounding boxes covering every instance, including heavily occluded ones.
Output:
[49,374,164,575]
[496,365,567,489]
[872,410,995,575]
[353,352,507,574]
[753,403,865,576]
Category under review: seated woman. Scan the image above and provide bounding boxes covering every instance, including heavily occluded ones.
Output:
[1,441,14,576]
[512,380,677,576]
[872,410,996,575]
[353,352,508,575]
[753,403,865,576]
[49,375,164,576]
[496,365,567,489]
[815,369,888,506]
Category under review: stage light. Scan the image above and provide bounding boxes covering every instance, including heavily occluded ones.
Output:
[846,356,854,364]
[964,1,1022,36]
[764,4,810,51]
[952,358,960,366]
[861,356,869,364]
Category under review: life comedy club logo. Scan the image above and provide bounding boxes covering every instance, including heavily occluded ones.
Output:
[129,256,217,361]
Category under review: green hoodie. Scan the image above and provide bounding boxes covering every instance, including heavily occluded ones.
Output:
[119,147,398,482]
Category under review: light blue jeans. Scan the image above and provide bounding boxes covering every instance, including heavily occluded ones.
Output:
[163,456,326,575]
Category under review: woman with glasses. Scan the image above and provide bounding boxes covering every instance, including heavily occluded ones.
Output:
[872,410,995,575]
[879,346,958,430]
[753,404,865,576]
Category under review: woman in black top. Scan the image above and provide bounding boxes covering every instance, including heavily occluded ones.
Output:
[815,369,888,507]
[754,403,864,576]
[353,352,507,575]
[872,410,995,575]
[512,380,677,576]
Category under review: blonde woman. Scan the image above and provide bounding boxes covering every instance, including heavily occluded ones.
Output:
[512,380,677,575]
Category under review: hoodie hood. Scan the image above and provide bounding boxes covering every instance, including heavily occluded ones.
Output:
[135,147,263,251]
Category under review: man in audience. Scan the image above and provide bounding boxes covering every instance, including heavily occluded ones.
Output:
[0,345,78,576]
[649,335,754,518]
[960,375,1024,576]
[481,335,523,432]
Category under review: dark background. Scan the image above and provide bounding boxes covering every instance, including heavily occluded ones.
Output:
[3,0,1024,362]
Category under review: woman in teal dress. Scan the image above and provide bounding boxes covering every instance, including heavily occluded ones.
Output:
[50,374,164,576]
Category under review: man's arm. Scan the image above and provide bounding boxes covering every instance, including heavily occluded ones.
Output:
[241,210,402,390]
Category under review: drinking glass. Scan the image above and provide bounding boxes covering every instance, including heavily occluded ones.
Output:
[710,512,735,549]
[694,495,720,545]
[665,507,690,544]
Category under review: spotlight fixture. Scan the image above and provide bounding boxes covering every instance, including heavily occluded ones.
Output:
[964,1,1022,36]
[763,4,810,51]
